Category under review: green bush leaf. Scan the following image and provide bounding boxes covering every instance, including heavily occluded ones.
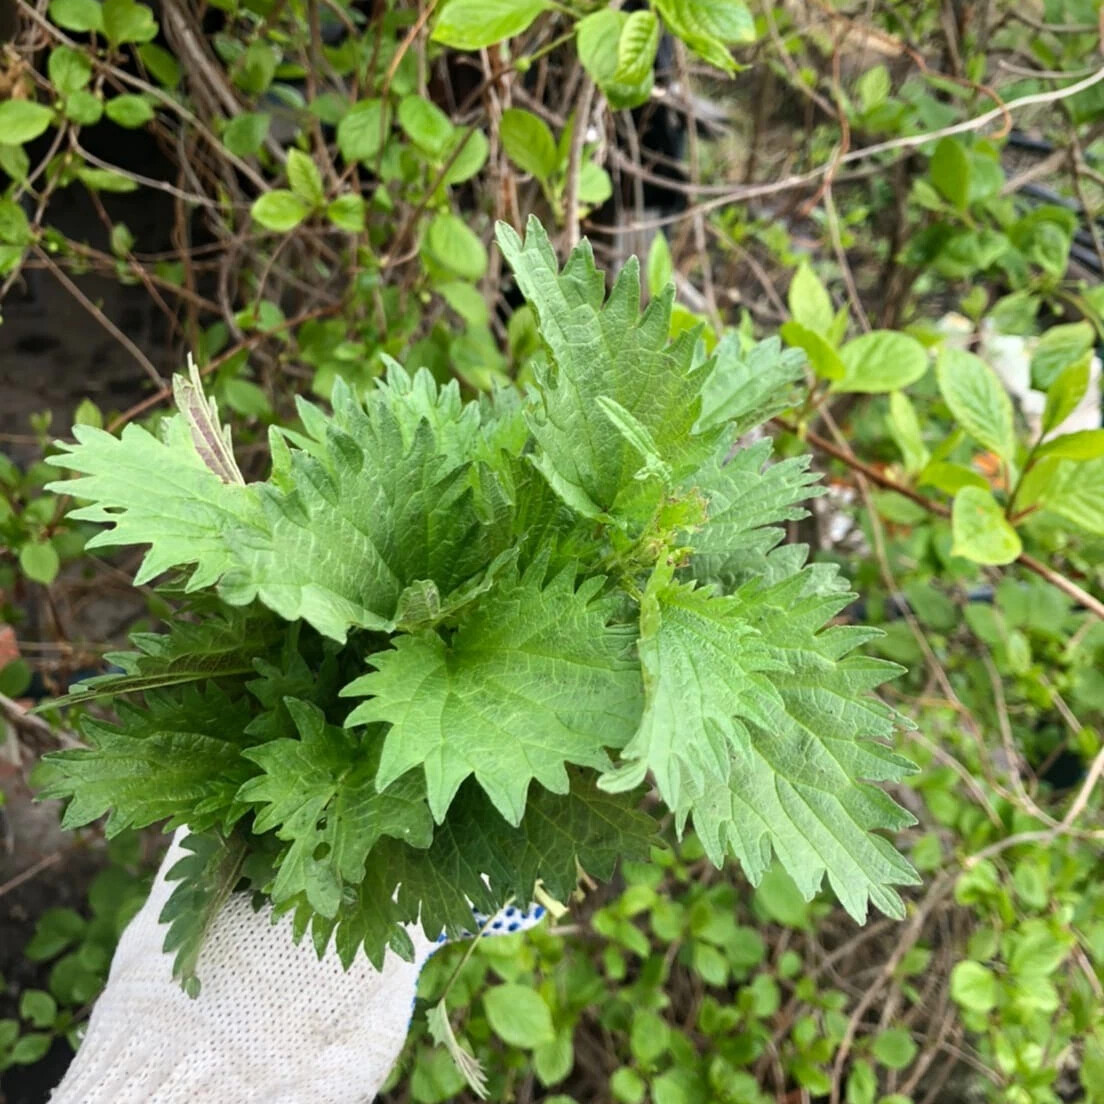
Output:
[136,42,180,88]
[577,9,624,86]
[47,46,92,94]
[0,199,31,247]
[500,108,558,182]
[326,194,365,233]
[1047,457,1104,535]
[653,0,753,72]
[432,0,549,51]
[1041,356,1091,435]
[222,112,270,158]
[251,190,310,232]
[835,331,928,393]
[65,91,103,126]
[286,148,324,207]
[614,10,660,86]
[442,127,489,185]
[936,347,1015,462]
[425,212,486,280]
[104,94,154,128]
[336,99,387,163]
[484,985,555,1048]
[19,540,60,584]
[398,95,455,161]
[19,990,57,1029]
[951,486,1021,565]
[48,0,103,32]
[888,390,930,474]
[1030,321,1094,391]
[871,1027,918,1070]
[646,232,673,299]
[950,960,997,1012]
[9,1033,52,1065]
[787,262,833,335]
[780,321,845,380]
[1036,428,1104,461]
[102,0,157,46]
[0,658,32,697]
[930,137,970,210]
[0,101,54,145]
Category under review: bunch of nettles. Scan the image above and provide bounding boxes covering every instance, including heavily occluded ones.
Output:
[36,218,918,993]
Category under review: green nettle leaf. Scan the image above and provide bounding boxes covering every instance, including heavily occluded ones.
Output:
[34,686,259,835]
[160,832,247,997]
[935,346,1015,462]
[610,559,918,922]
[48,0,103,33]
[0,101,54,145]
[614,10,661,86]
[285,148,325,207]
[251,190,311,232]
[500,108,559,183]
[835,331,928,393]
[930,137,970,210]
[497,217,723,519]
[600,563,785,799]
[787,262,834,336]
[40,215,916,983]
[343,560,643,825]
[888,390,930,475]
[336,99,387,164]
[104,93,154,128]
[432,0,550,51]
[239,700,432,917]
[951,486,1022,565]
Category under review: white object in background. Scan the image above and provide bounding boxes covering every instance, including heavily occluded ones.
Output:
[979,318,1102,438]
[938,312,1102,438]
[51,830,545,1104]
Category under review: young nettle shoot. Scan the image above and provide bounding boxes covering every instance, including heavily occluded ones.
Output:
[36,218,918,993]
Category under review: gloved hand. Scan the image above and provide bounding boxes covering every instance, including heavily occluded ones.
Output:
[50,829,545,1103]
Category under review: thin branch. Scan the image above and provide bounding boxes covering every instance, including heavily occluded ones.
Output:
[563,75,597,251]
[1,692,82,751]
[32,246,164,389]
[628,65,1104,232]
[774,419,1104,622]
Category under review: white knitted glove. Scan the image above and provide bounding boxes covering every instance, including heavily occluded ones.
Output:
[51,829,545,1103]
